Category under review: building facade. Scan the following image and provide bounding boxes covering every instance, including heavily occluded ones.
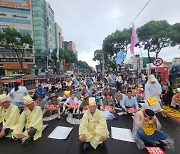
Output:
[0,0,34,75]
[125,54,143,71]
[46,2,55,52]
[31,0,48,69]
[55,22,63,49]
[62,41,77,53]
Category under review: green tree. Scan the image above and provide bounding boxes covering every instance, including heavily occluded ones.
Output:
[137,20,178,62]
[102,28,131,70]
[52,48,78,63]
[76,60,92,73]
[0,28,33,72]
[93,49,103,71]
[51,48,78,72]
[171,23,180,46]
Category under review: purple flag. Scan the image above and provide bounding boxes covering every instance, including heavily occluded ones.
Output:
[130,24,139,55]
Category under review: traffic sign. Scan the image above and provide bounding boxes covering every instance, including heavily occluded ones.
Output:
[153,58,163,66]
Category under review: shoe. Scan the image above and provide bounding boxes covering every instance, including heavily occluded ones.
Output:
[21,137,30,146]
[159,141,166,147]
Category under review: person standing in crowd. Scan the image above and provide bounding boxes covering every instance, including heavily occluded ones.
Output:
[114,89,123,107]
[12,95,43,146]
[121,90,139,113]
[32,84,46,100]
[133,109,167,147]
[162,85,174,106]
[9,79,28,111]
[79,97,109,150]
[144,75,162,113]
[0,94,20,139]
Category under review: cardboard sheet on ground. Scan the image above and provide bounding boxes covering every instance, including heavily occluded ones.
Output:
[111,127,135,142]
[48,126,73,140]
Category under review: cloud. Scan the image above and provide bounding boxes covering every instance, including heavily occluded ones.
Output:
[46,0,180,67]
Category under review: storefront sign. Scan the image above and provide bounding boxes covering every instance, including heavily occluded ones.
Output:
[0,0,31,10]
[3,63,28,70]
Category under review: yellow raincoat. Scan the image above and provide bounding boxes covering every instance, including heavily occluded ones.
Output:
[0,104,20,130]
[79,109,109,149]
[12,106,43,140]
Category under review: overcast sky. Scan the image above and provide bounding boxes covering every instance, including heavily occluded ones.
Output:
[46,0,180,67]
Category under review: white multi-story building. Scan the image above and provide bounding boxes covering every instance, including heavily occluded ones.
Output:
[172,57,180,66]
[125,54,143,71]
[55,22,63,49]
[46,2,55,52]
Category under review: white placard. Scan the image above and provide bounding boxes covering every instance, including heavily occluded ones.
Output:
[111,127,135,142]
[48,126,73,140]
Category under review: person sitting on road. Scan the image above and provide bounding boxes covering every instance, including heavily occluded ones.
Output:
[63,87,71,100]
[171,88,180,110]
[80,85,89,99]
[103,93,115,113]
[133,109,167,147]
[12,95,43,146]
[32,84,45,100]
[114,89,123,108]
[36,94,47,110]
[79,93,89,113]
[79,97,109,150]
[104,87,111,96]
[0,94,20,139]
[64,93,79,118]
[43,93,62,119]
[121,90,139,114]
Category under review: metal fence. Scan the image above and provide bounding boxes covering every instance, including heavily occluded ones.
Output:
[0,77,53,92]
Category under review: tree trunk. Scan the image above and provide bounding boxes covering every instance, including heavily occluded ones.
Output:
[15,48,25,73]
[155,52,159,58]
[148,50,152,63]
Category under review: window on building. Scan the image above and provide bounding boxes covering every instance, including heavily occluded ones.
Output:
[0,17,31,24]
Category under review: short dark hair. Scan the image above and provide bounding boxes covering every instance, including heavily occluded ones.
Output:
[127,90,132,93]
[145,109,155,117]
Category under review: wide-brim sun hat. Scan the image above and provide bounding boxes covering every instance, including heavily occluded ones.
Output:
[148,74,156,82]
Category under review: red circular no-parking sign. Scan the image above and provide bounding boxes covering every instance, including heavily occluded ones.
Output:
[153,58,163,66]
